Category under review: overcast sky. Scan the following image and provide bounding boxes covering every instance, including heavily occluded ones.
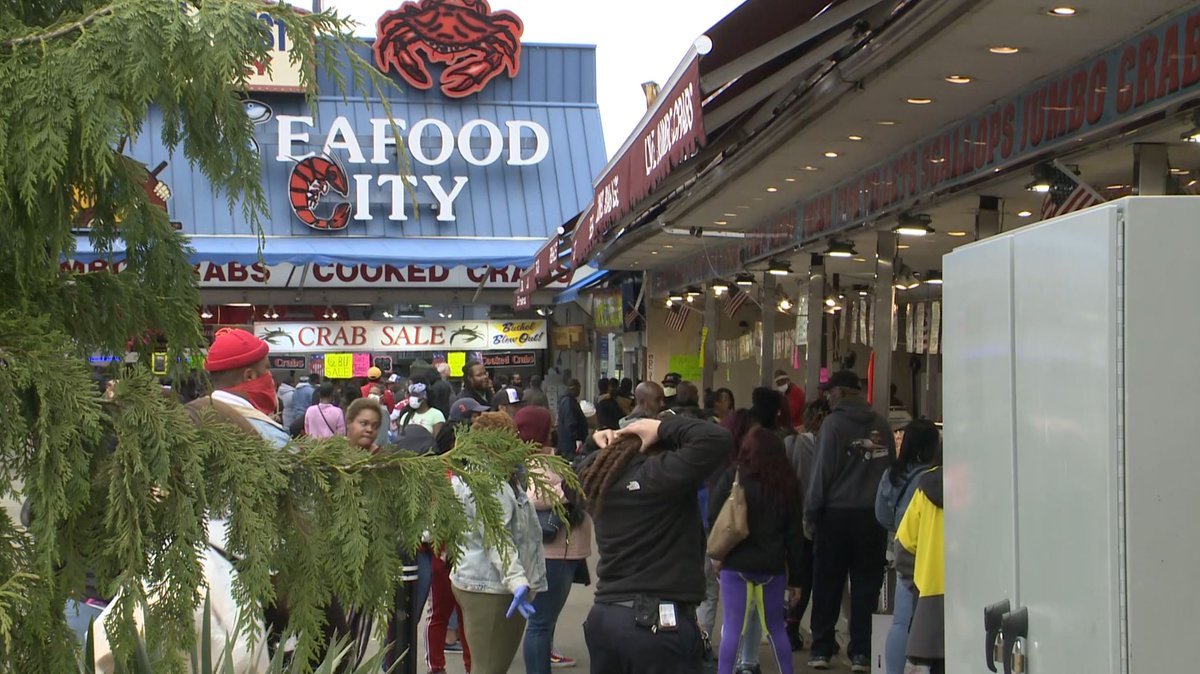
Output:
[326,0,746,158]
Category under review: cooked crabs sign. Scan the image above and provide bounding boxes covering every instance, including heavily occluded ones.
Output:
[253,320,547,353]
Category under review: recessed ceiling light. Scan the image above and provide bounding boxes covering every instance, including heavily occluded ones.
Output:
[663,244,674,249]
[738,205,751,210]
[989,46,1020,54]
[724,212,737,217]
[906,97,933,105]
[1017,210,1033,217]
[897,244,910,250]
[875,120,897,126]
[1106,184,1129,190]
[1049,7,1076,16]
[651,250,659,255]
[766,186,779,193]
[944,75,972,84]
[824,151,839,158]
[947,230,969,237]
[785,177,797,182]
[714,220,728,225]
[802,165,820,171]
[848,134,864,141]
[1170,168,1189,175]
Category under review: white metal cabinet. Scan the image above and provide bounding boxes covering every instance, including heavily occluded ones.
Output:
[943,235,1020,673]
[944,197,1200,674]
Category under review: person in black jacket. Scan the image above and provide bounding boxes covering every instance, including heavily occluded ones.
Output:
[556,379,588,457]
[708,427,805,674]
[577,415,733,674]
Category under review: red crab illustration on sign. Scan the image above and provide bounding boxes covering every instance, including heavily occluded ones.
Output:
[373,0,524,98]
[289,156,352,231]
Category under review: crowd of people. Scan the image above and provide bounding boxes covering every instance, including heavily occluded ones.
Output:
[110,327,944,674]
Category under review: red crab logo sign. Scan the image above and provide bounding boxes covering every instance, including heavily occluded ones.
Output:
[373,0,524,98]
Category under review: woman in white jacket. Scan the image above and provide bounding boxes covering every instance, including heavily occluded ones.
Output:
[450,412,548,674]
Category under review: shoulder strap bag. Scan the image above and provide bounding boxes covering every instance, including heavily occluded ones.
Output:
[706,470,750,561]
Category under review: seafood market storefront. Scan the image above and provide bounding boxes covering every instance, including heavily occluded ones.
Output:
[69,2,604,377]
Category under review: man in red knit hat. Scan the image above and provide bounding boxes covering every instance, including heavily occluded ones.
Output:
[196,327,290,448]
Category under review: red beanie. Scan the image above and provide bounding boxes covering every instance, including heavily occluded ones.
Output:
[514,406,552,446]
[204,328,270,372]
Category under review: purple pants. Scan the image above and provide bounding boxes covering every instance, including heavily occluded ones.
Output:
[717,570,793,674]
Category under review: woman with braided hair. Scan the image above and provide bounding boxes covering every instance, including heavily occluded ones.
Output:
[578,415,733,674]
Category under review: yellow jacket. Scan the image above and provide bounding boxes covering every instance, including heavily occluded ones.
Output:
[896,469,944,597]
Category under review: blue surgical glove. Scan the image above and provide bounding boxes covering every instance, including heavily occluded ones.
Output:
[506,585,536,619]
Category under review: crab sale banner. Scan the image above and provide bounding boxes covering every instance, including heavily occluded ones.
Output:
[253,320,547,353]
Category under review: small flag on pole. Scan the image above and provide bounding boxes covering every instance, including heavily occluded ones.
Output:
[1042,166,1102,219]
[723,288,749,318]
[665,304,689,332]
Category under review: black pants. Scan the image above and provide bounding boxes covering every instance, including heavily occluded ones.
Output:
[810,508,887,659]
[583,602,704,674]
[786,536,815,640]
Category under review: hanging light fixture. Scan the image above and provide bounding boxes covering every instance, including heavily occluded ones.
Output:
[924,269,944,285]
[669,290,684,302]
[665,298,674,307]
[778,297,794,311]
[825,240,857,258]
[536,307,553,316]
[734,273,756,287]
[894,213,934,237]
[686,286,703,297]
[711,279,731,295]
[767,259,792,276]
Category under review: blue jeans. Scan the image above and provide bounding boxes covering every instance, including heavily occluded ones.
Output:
[523,558,582,674]
[886,577,918,674]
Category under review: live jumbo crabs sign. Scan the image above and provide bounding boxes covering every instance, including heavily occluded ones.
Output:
[253,320,547,354]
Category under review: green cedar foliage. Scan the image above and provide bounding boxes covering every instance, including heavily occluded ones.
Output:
[0,2,574,671]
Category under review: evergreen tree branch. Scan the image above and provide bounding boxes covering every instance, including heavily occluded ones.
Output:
[1,6,115,48]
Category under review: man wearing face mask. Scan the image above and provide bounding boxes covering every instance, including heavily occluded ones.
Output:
[196,328,290,447]
[774,370,806,431]
[186,328,293,665]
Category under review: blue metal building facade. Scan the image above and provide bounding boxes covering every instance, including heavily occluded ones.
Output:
[74,41,605,268]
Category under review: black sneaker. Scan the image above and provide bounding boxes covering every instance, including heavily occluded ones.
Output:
[851,653,871,672]
[788,632,806,652]
[807,655,831,670]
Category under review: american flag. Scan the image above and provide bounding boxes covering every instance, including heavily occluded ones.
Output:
[1042,166,1102,220]
[723,287,750,318]
[664,304,690,332]
[624,304,643,328]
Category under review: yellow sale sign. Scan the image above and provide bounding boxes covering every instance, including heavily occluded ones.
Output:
[324,353,353,379]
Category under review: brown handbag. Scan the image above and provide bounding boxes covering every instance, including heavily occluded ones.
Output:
[706,470,750,560]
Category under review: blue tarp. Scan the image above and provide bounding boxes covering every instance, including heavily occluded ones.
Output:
[553,269,610,304]
[70,235,543,268]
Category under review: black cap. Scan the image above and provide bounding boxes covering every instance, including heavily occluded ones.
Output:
[820,370,862,392]
[450,398,490,421]
[490,387,524,408]
[662,372,682,386]
[393,424,435,454]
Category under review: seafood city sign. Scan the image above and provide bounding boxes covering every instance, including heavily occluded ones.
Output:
[253,320,547,353]
[278,0,532,231]
[277,115,549,230]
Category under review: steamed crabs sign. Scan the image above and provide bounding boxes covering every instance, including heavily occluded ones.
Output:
[253,320,547,353]
[279,0,537,232]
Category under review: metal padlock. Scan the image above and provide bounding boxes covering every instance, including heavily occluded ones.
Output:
[993,634,1005,670]
[1011,637,1026,674]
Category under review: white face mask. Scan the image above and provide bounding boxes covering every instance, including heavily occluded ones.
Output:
[369,394,381,402]
[776,383,789,393]
[408,396,422,408]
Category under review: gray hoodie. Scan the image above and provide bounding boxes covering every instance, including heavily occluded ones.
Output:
[804,397,894,524]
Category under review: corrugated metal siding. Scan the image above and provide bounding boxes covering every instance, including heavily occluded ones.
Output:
[126,43,603,251]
